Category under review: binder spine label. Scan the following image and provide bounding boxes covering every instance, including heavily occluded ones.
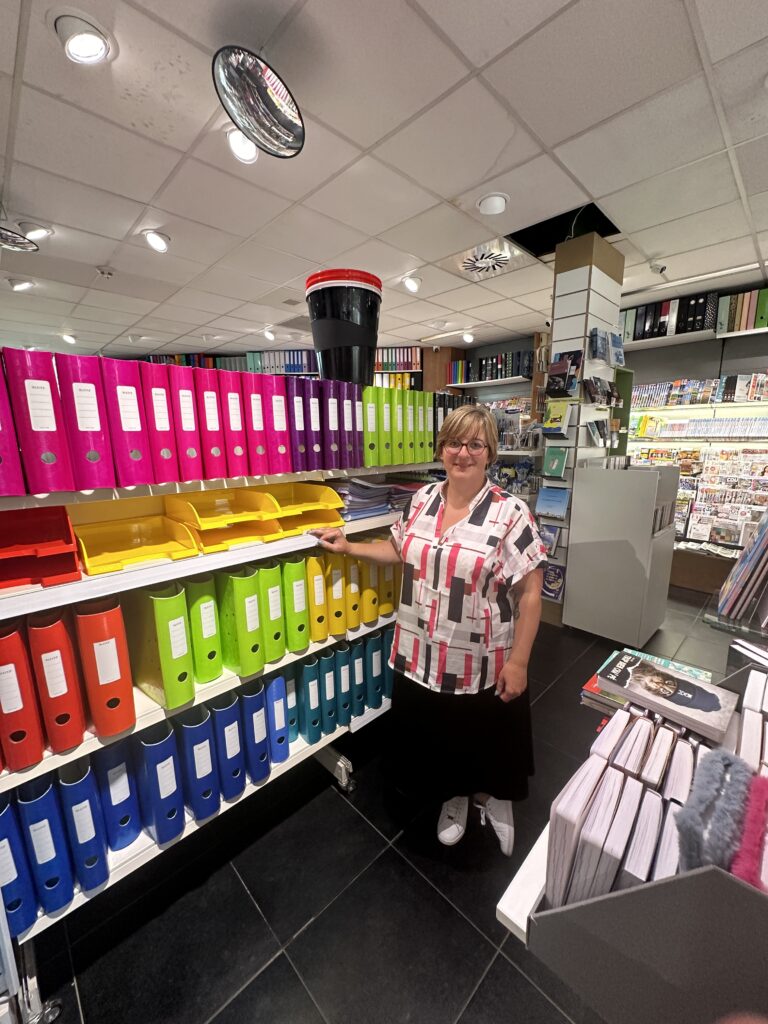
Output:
[312,575,325,606]
[293,396,305,431]
[41,649,68,698]
[373,651,382,676]
[25,379,55,432]
[417,406,424,430]
[193,740,213,779]
[200,601,216,639]
[293,579,306,613]
[397,404,403,431]
[227,392,242,431]
[310,397,321,432]
[29,819,56,865]
[0,663,22,713]
[168,617,188,659]
[245,595,260,632]
[267,585,282,620]
[73,382,100,432]
[156,756,177,799]
[179,389,196,431]
[355,400,363,430]
[325,671,334,701]
[253,709,266,743]
[332,569,343,600]
[94,638,120,685]
[107,763,130,805]
[151,388,171,431]
[370,565,379,586]
[204,391,220,431]
[340,665,350,693]
[286,680,297,708]
[273,699,286,730]
[328,398,338,431]
[0,839,17,886]
[349,563,359,592]
[223,721,240,758]
[272,394,287,431]
[250,394,264,431]
[72,799,96,844]
[407,406,414,432]
[383,403,391,432]
[117,385,141,432]
[343,399,353,431]
[366,403,376,432]
[308,680,319,709]
[354,658,363,685]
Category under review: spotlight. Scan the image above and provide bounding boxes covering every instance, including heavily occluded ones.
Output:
[402,275,421,294]
[142,230,170,253]
[264,328,275,342]
[18,222,53,242]
[476,193,509,216]
[462,332,474,343]
[8,280,34,292]
[54,15,110,64]
[224,126,259,164]
[61,334,76,345]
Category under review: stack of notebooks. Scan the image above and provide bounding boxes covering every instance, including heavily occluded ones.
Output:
[581,650,715,717]
[333,478,392,521]
[374,347,422,372]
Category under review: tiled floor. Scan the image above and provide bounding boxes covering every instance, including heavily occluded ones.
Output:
[31,586,733,1024]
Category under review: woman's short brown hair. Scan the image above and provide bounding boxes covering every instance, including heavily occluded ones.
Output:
[435,404,498,465]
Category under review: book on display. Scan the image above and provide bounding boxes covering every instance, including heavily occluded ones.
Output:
[615,788,664,890]
[543,399,573,437]
[542,446,567,478]
[564,766,625,905]
[535,486,571,519]
[541,564,566,602]
[538,524,561,556]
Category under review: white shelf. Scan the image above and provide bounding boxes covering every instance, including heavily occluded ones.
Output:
[717,326,768,340]
[497,449,543,458]
[323,462,441,478]
[344,513,398,533]
[632,402,768,415]
[0,615,395,795]
[623,329,715,351]
[496,823,548,943]
[449,376,530,389]
[629,436,768,445]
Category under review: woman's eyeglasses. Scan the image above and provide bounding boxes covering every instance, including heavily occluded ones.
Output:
[443,439,488,454]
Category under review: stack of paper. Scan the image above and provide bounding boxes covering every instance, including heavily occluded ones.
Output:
[333,478,392,521]
[565,767,625,905]
[615,789,664,890]
[610,716,654,777]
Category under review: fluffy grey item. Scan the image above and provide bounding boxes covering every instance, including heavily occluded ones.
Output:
[675,749,753,871]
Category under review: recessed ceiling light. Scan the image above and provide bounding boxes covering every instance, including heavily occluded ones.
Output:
[18,222,53,242]
[8,279,34,292]
[430,320,449,330]
[61,334,76,345]
[476,193,509,216]
[224,126,259,164]
[462,332,474,343]
[54,14,110,64]
[264,328,275,342]
[142,230,170,253]
[403,275,421,294]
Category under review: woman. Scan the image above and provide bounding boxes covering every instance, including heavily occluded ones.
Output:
[312,405,546,855]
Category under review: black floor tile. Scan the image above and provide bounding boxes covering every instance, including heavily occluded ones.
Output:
[519,739,580,832]
[73,862,278,1024]
[35,951,82,1024]
[288,849,495,1024]
[457,953,568,1024]
[501,940,607,1024]
[234,786,386,944]
[211,953,324,1024]
[527,625,596,686]
[339,749,424,840]
[667,586,709,615]
[528,675,551,703]
[674,636,731,675]
[395,803,543,945]
[531,670,606,763]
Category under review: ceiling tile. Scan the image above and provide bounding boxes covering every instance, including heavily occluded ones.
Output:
[0,0,19,76]
[14,87,179,202]
[192,266,274,302]
[694,0,768,62]
[132,316,199,336]
[388,300,456,324]
[483,0,701,146]
[598,154,739,234]
[305,156,435,235]
[79,290,157,314]
[333,239,422,281]
[734,136,768,195]
[131,0,296,52]
[192,113,362,201]
[0,73,11,157]
[455,154,588,235]
[463,297,532,321]
[88,270,175,303]
[154,159,291,236]
[412,0,573,66]
[477,263,554,298]
[748,191,768,232]
[631,201,751,258]
[70,305,140,326]
[380,204,489,262]
[108,245,208,286]
[611,239,647,268]
[266,0,466,147]
[384,265,466,302]
[654,236,760,280]
[254,206,367,263]
[220,241,317,284]
[227,303,296,325]
[130,210,243,264]
[207,315,271,334]
[5,278,87,302]
[0,295,74,317]
[385,323,438,341]
[715,37,768,144]
[253,286,306,308]
[516,289,554,312]
[31,225,118,266]
[0,251,98,288]
[373,79,539,199]
[164,288,241,315]
[430,283,502,311]
[554,77,724,197]
[496,312,549,333]
[147,303,212,326]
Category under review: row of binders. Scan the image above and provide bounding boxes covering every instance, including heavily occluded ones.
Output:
[0,550,400,770]
[621,292,719,341]
[374,347,422,372]
[0,346,447,497]
[143,351,319,374]
[0,627,394,938]
[361,387,470,467]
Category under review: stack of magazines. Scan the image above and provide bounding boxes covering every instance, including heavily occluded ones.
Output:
[333,478,391,521]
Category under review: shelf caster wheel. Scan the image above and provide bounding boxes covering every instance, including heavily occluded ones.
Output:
[341,777,357,795]
[32,1000,62,1024]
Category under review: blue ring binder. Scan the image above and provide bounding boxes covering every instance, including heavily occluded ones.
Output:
[265,674,290,764]
[349,639,366,717]
[364,631,384,709]
[0,793,37,937]
[173,706,221,822]
[92,740,142,852]
[16,777,74,914]
[206,691,246,802]
[298,658,322,744]
[334,643,352,727]
[318,650,337,735]
[239,679,271,784]
[58,758,109,893]
[134,721,185,846]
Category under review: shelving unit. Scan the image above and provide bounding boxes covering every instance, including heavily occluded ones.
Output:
[447,375,530,389]
[344,512,398,533]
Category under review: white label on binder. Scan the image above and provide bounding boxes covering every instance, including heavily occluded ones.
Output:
[427,406,434,431]
[286,679,297,708]
[396,403,403,431]
[251,393,264,431]
[41,649,68,698]
[313,575,325,607]
[272,394,287,431]
[293,395,305,431]
[73,382,100,432]
[179,389,196,431]
[227,392,242,432]
[0,839,17,886]
[340,664,350,693]
[332,569,343,600]
[274,699,286,731]
[328,398,338,431]
[384,565,394,582]
[407,405,414,432]
[383,402,391,432]
[94,638,120,685]
[107,763,130,805]
[307,679,319,709]
[151,387,171,431]
[373,651,382,676]
[245,595,260,632]
[193,740,212,779]
[25,379,55,432]
[292,579,306,613]
[156,756,177,799]
[349,562,359,592]
[369,565,379,586]
[253,709,266,743]
[267,585,281,620]
[29,820,56,865]
[117,385,141,432]
[354,658,363,685]
[343,399,353,431]
[366,402,376,433]
[417,405,424,430]
[325,671,335,701]
[203,390,220,431]
[200,600,216,639]
[310,397,320,432]
[168,616,188,659]
[355,400,363,430]
[437,406,445,430]
[223,721,240,759]
[0,663,22,714]
[72,799,96,844]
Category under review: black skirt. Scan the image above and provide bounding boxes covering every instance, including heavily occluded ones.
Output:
[388,672,534,803]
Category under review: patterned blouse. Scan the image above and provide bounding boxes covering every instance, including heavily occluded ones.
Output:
[389,479,546,695]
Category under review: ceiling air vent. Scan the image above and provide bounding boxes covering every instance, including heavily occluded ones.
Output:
[436,236,538,283]
[461,248,510,274]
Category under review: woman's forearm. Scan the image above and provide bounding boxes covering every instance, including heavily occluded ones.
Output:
[508,568,543,668]
[345,538,402,565]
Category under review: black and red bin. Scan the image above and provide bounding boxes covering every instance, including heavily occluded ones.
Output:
[305,269,382,385]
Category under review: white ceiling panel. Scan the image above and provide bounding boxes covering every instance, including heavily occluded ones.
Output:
[227,303,296,325]
[69,305,139,326]
[2,278,87,302]
[463,297,533,321]
[431,283,503,311]
[478,263,554,298]
[715,37,768,144]
[598,154,739,234]
[455,154,589,235]
[515,289,554,313]
[131,0,296,53]
[145,303,211,326]
[386,322,439,341]
[88,269,175,303]
[483,0,701,146]
[389,300,456,324]
[631,201,751,259]
[411,0,573,66]
[164,288,240,315]
[31,225,118,266]
[255,206,367,263]
[694,0,768,63]
[380,204,489,263]
[0,295,74,317]
[612,239,647,268]
[554,77,724,197]
[496,312,549,333]
[207,315,272,335]
[0,0,19,76]
[305,156,435,236]
[220,241,317,284]
[373,79,539,200]
[131,316,198,336]
[192,113,362,201]
[154,159,291,236]
[734,136,768,196]
[266,0,466,148]
[107,245,208,286]
[78,290,156,314]
[0,251,98,288]
[0,72,11,156]
[129,210,243,264]
[253,286,305,308]
[748,191,768,232]
[192,266,274,302]
[334,239,422,282]
[384,265,466,302]
[15,87,179,201]
[652,236,760,280]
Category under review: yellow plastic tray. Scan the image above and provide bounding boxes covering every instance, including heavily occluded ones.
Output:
[188,519,286,554]
[250,483,344,517]
[278,508,344,536]
[164,489,281,530]
[75,516,199,575]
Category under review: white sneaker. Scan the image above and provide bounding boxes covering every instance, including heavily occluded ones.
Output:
[475,797,515,856]
[437,796,469,846]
